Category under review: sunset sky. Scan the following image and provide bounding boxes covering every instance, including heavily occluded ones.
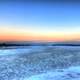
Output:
[0,1,80,42]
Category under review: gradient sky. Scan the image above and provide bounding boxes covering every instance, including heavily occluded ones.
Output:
[0,1,80,42]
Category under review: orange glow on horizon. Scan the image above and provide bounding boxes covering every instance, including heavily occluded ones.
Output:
[0,27,80,42]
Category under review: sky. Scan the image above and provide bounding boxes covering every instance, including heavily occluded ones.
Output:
[0,1,80,42]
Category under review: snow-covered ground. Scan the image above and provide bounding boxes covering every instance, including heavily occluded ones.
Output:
[26,66,80,80]
[0,46,80,80]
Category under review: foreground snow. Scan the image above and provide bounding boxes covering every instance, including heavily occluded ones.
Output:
[26,66,80,80]
[0,46,80,80]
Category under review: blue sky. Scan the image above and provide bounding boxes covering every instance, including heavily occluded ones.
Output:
[0,1,80,41]
[0,2,80,29]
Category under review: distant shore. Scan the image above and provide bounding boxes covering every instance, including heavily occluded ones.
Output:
[0,42,80,47]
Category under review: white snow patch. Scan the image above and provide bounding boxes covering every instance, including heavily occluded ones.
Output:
[25,66,80,80]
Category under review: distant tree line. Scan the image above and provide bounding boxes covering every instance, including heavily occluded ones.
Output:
[0,43,31,47]
[0,42,80,47]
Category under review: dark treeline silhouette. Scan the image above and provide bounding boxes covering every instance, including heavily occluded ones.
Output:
[0,43,31,47]
[51,44,80,46]
[0,42,80,47]
[0,42,48,47]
